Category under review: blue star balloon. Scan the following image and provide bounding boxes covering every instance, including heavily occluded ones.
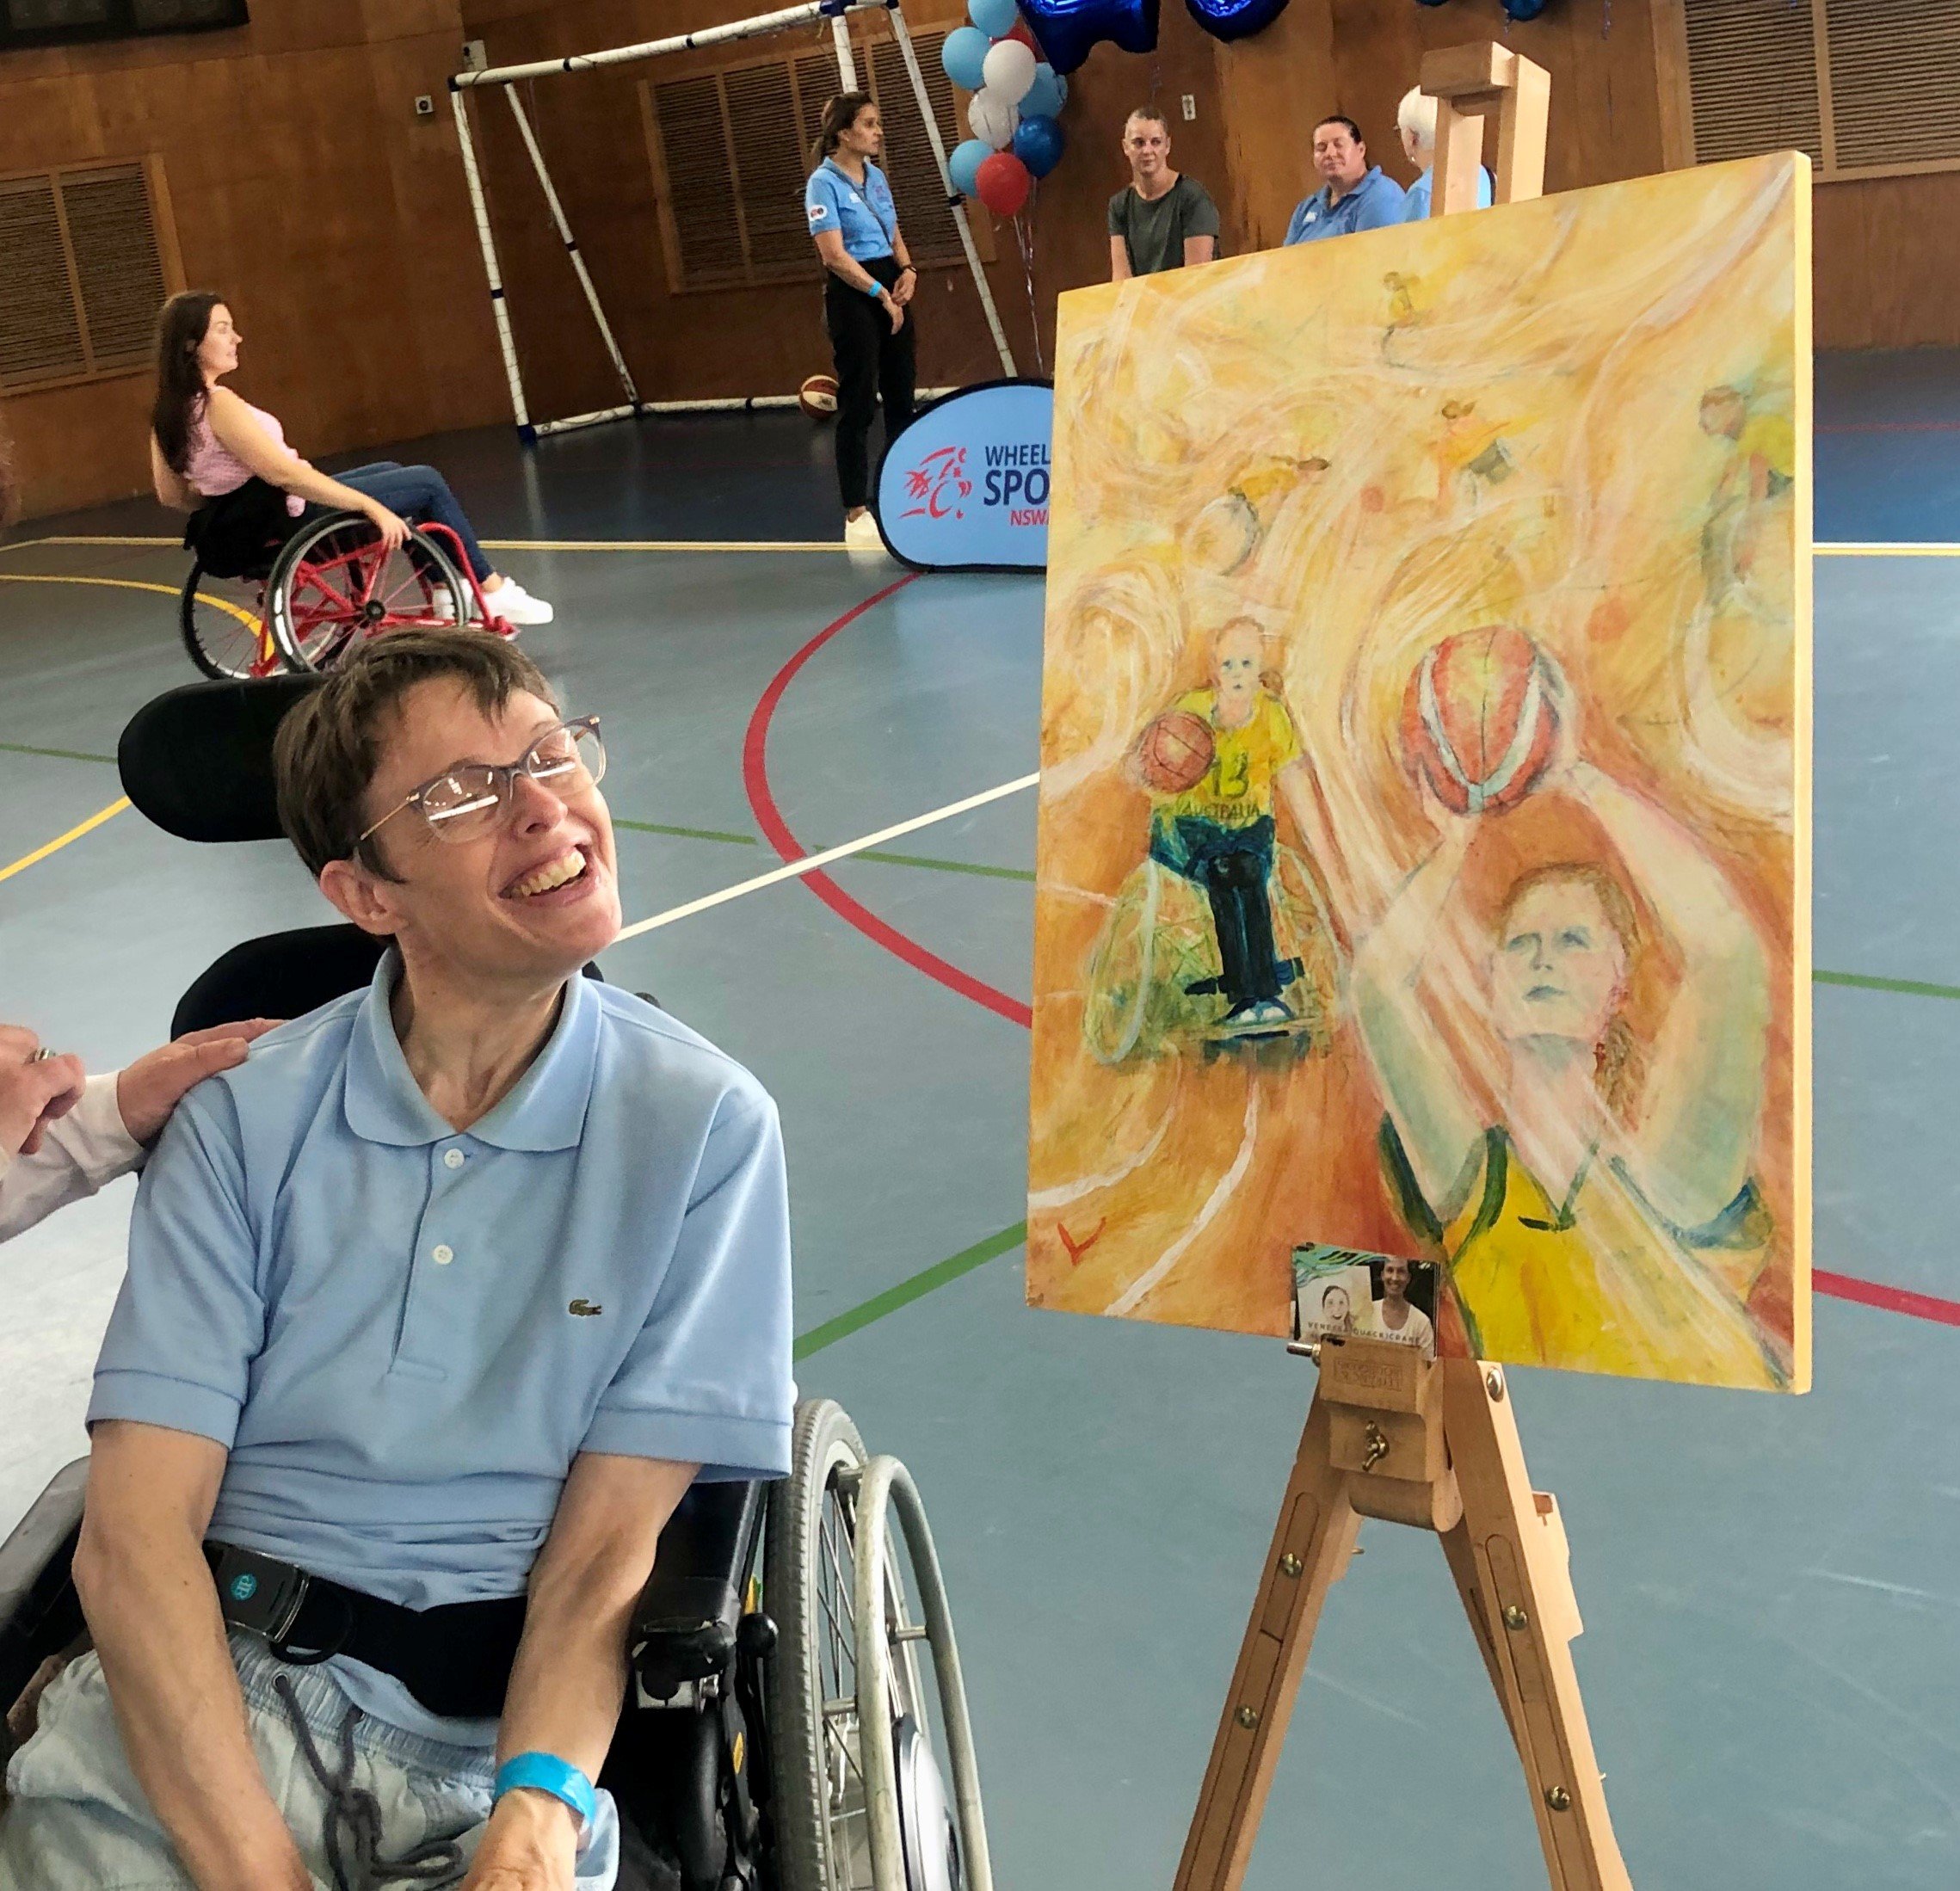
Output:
[1182,0,1288,42]
[1018,0,1158,75]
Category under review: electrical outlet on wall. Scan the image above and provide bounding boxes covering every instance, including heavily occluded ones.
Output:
[1180,94,1196,121]
[414,95,436,118]
[461,39,488,72]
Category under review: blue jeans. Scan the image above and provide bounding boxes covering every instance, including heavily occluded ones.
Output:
[0,1633,621,1888]
[335,462,492,582]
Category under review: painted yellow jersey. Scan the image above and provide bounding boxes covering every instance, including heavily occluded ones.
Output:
[1384,1124,1786,1391]
[1160,689,1300,828]
[1738,412,1796,483]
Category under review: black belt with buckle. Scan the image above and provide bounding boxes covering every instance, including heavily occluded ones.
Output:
[206,1540,528,1721]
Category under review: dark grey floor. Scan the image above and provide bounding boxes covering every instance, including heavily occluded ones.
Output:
[3,353,1959,1889]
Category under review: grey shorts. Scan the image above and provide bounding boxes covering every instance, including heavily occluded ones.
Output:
[0,1632,619,1890]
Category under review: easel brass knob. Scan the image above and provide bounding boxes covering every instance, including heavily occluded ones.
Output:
[1361,1421,1390,1471]
[1544,1786,1572,1813]
[1503,1604,1530,1630]
[1235,1705,1260,1729]
[1485,1367,1506,1401]
[1279,1552,1303,1578]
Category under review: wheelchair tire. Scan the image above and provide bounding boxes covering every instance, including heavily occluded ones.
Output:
[763,1400,897,1891]
[181,560,276,680]
[266,513,467,674]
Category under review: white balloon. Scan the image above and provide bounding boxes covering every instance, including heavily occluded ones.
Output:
[979,38,1037,105]
[966,87,1020,151]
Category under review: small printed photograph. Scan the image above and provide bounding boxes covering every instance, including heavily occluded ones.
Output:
[1291,1244,1440,1358]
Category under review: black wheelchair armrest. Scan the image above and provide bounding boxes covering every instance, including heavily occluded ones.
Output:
[630,1481,766,1703]
[0,1458,89,1710]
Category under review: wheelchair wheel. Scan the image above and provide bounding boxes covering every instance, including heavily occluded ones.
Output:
[266,513,466,673]
[764,1402,992,1891]
[180,561,276,680]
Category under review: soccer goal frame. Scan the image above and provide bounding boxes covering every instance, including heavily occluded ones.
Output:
[449,0,1016,441]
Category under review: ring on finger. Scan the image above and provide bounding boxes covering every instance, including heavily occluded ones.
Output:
[27,1046,58,1063]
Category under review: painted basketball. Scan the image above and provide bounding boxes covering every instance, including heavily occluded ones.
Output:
[1137,710,1216,795]
[1399,625,1559,816]
[798,373,839,420]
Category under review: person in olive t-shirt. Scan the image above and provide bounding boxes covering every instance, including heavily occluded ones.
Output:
[1108,106,1221,280]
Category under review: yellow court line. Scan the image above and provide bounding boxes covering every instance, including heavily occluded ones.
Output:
[1814,542,1960,557]
[0,797,132,887]
[0,571,258,629]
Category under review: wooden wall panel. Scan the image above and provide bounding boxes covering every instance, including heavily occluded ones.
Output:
[0,1,504,520]
[1815,173,1960,349]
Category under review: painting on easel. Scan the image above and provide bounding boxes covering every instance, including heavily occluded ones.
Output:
[1029,151,1812,1393]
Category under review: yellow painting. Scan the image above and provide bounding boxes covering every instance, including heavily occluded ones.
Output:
[1028,154,1812,1392]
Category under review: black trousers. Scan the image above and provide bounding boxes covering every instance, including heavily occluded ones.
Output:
[825,256,917,509]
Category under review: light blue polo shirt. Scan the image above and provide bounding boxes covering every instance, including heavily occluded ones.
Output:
[805,157,898,263]
[1282,165,1407,245]
[1403,163,1494,221]
[90,954,793,1738]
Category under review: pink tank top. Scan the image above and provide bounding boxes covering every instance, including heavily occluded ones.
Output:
[185,396,305,516]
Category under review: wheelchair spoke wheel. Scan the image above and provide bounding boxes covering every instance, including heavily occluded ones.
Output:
[766,1401,921,1891]
[267,514,466,673]
[180,563,277,680]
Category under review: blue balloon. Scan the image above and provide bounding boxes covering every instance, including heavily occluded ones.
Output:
[1012,114,1065,178]
[1019,0,1156,73]
[1501,0,1548,16]
[1021,63,1065,119]
[968,0,1020,37]
[948,138,993,198]
[1182,0,1288,41]
[940,26,991,91]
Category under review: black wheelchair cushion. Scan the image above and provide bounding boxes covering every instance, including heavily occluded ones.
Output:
[631,1481,764,1703]
[0,1458,87,1714]
[172,924,387,1038]
[120,676,320,844]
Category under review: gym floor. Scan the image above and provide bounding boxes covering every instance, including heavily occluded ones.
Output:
[2,348,1957,1890]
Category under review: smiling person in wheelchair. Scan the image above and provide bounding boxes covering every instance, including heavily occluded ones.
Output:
[151,292,555,628]
[0,634,793,1891]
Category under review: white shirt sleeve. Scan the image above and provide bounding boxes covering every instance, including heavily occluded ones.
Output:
[0,1070,144,1244]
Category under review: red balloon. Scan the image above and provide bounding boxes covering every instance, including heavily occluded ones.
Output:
[975,150,1032,217]
[1005,15,1039,49]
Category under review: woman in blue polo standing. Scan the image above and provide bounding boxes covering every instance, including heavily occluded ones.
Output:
[806,92,918,548]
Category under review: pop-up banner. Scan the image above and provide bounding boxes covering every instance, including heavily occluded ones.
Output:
[874,379,1053,572]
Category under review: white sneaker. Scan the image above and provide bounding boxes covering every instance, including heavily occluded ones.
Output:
[425,584,459,625]
[843,511,884,551]
[482,579,553,625]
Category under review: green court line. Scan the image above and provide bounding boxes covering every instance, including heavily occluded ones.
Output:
[611,815,1027,884]
[1815,967,1960,1001]
[612,817,761,847]
[0,740,117,765]
[854,848,1035,882]
[794,1221,1026,1360]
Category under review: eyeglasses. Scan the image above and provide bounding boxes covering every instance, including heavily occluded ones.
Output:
[358,717,606,850]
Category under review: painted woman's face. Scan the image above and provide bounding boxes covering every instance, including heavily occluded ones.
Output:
[1489,878,1627,1049]
[1212,626,1261,717]
[1320,1285,1352,1326]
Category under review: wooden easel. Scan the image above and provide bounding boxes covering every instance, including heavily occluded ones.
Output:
[1174,46,1635,1891]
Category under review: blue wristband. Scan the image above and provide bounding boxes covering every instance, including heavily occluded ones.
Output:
[865,279,884,299]
[494,1752,596,1832]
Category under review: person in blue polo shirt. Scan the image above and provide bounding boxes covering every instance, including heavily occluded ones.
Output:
[1283,114,1406,246]
[1396,85,1495,222]
[0,634,793,1891]
[805,91,919,552]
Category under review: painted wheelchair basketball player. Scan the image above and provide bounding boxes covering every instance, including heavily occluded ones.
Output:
[1082,617,1341,1062]
[1353,629,1791,1389]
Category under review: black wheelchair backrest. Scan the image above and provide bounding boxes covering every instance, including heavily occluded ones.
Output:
[119,676,319,844]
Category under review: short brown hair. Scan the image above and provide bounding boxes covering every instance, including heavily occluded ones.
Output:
[1125,106,1169,132]
[274,631,557,878]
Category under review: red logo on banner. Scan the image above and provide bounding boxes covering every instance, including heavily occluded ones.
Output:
[900,445,971,521]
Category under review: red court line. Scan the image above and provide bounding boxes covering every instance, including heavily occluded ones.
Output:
[742,575,1034,1030]
[747,585,1957,1334]
[1815,1268,1960,1328]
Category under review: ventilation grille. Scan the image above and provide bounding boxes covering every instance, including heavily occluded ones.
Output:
[1686,0,1823,165]
[0,163,170,390]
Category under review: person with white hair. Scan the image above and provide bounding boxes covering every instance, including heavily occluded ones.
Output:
[1396,85,1494,223]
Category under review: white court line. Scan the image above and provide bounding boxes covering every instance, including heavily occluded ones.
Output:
[614,772,1040,941]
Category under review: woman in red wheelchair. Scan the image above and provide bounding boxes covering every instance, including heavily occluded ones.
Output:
[149,292,555,626]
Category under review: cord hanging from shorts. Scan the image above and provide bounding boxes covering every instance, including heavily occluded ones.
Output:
[274,1674,466,1891]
